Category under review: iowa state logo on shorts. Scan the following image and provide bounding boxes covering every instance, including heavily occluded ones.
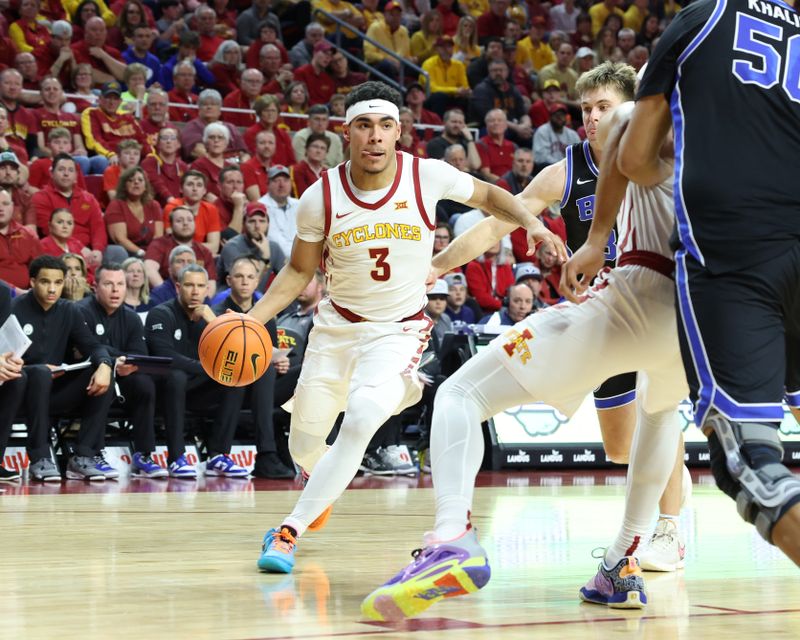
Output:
[502,328,533,364]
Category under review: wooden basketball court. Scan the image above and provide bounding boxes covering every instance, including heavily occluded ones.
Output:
[3,471,798,639]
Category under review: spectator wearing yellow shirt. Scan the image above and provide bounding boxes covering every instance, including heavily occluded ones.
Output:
[537,43,579,105]
[622,0,648,31]
[515,16,555,74]
[64,0,116,26]
[460,0,488,18]
[410,10,443,65]
[420,35,471,116]
[364,1,411,79]
[588,0,624,36]
[312,0,366,47]
[453,16,481,64]
[359,0,384,30]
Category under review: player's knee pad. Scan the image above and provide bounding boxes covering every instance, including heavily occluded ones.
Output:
[706,412,800,543]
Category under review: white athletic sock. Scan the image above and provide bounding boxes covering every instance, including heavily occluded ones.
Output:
[432,357,532,541]
[605,408,681,567]
[658,513,679,521]
[285,377,407,537]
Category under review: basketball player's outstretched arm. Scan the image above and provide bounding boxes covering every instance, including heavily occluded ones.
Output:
[248,238,324,324]
[617,95,672,186]
[431,167,568,275]
[562,103,635,301]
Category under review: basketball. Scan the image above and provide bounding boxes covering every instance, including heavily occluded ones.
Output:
[198,313,273,387]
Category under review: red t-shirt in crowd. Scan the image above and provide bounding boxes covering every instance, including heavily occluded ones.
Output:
[105,199,163,248]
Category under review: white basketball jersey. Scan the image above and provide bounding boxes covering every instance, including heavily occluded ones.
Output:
[321,152,439,322]
[616,176,675,259]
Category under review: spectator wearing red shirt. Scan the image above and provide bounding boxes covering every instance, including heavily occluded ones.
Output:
[140,88,170,151]
[208,39,243,96]
[241,129,274,202]
[9,0,51,59]
[28,130,88,191]
[255,43,293,98]
[529,79,565,128]
[0,70,37,155]
[39,208,102,279]
[404,82,443,141]
[214,166,246,233]
[144,204,217,287]
[193,5,225,62]
[14,52,42,92]
[464,242,514,312]
[32,154,108,253]
[105,167,164,257]
[188,123,242,201]
[0,107,30,166]
[35,19,74,82]
[222,69,263,129]
[179,89,248,163]
[477,108,517,184]
[70,16,126,83]
[35,78,102,174]
[141,126,188,206]
[292,40,336,107]
[532,240,563,306]
[245,95,296,167]
[329,49,368,96]
[81,82,151,161]
[0,152,35,232]
[0,188,42,292]
[290,132,327,198]
[167,61,200,124]
[476,0,511,44]
[435,0,460,36]
[244,20,288,68]
[162,170,222,255]
[396,108,427,158]
[496,147,534,195]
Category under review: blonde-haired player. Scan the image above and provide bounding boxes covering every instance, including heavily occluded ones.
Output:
[250,81,566,573]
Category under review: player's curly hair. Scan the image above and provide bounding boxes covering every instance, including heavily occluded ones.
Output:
[344,81,403,111]
[575,61,636,102]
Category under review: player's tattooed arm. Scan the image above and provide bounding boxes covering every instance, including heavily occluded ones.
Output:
[617,94,672,186]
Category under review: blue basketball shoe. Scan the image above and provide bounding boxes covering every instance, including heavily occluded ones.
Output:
[258,527,298,573]
[579,556,647,608]
[361,528,491,621]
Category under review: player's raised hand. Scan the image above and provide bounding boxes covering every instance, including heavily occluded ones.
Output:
[561,242,605,303]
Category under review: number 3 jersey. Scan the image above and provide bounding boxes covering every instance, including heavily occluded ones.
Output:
[296,151,474,322]
[638,0,800,274]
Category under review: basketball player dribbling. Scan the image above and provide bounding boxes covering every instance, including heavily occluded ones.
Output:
[361,98,688,618]
[249,81,567,574]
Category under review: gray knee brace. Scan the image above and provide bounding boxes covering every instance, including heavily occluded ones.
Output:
[706,412,800,543]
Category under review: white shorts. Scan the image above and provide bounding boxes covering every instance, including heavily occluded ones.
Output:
[488,264,688,417]
[294,298,433,422]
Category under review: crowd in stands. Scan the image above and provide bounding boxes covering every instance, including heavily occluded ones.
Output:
[0,0,676,479]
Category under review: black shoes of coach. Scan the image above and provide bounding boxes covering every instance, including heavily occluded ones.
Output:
[252,452,296,479]
[0,465,21,481]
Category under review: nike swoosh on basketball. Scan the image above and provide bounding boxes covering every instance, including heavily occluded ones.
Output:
[576,178,594,185]
[251,352,261,376]
[336,211,354,219]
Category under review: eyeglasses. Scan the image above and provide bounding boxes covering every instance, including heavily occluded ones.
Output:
[434,235,450,240]
[159,135,178,141]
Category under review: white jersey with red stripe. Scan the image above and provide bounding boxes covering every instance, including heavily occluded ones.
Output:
[296,151,474,322]
[616,176,675,260]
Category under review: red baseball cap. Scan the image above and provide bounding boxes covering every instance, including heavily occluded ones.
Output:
[245,202,268,218]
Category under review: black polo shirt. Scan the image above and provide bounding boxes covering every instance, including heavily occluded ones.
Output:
[11,293,111,367]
